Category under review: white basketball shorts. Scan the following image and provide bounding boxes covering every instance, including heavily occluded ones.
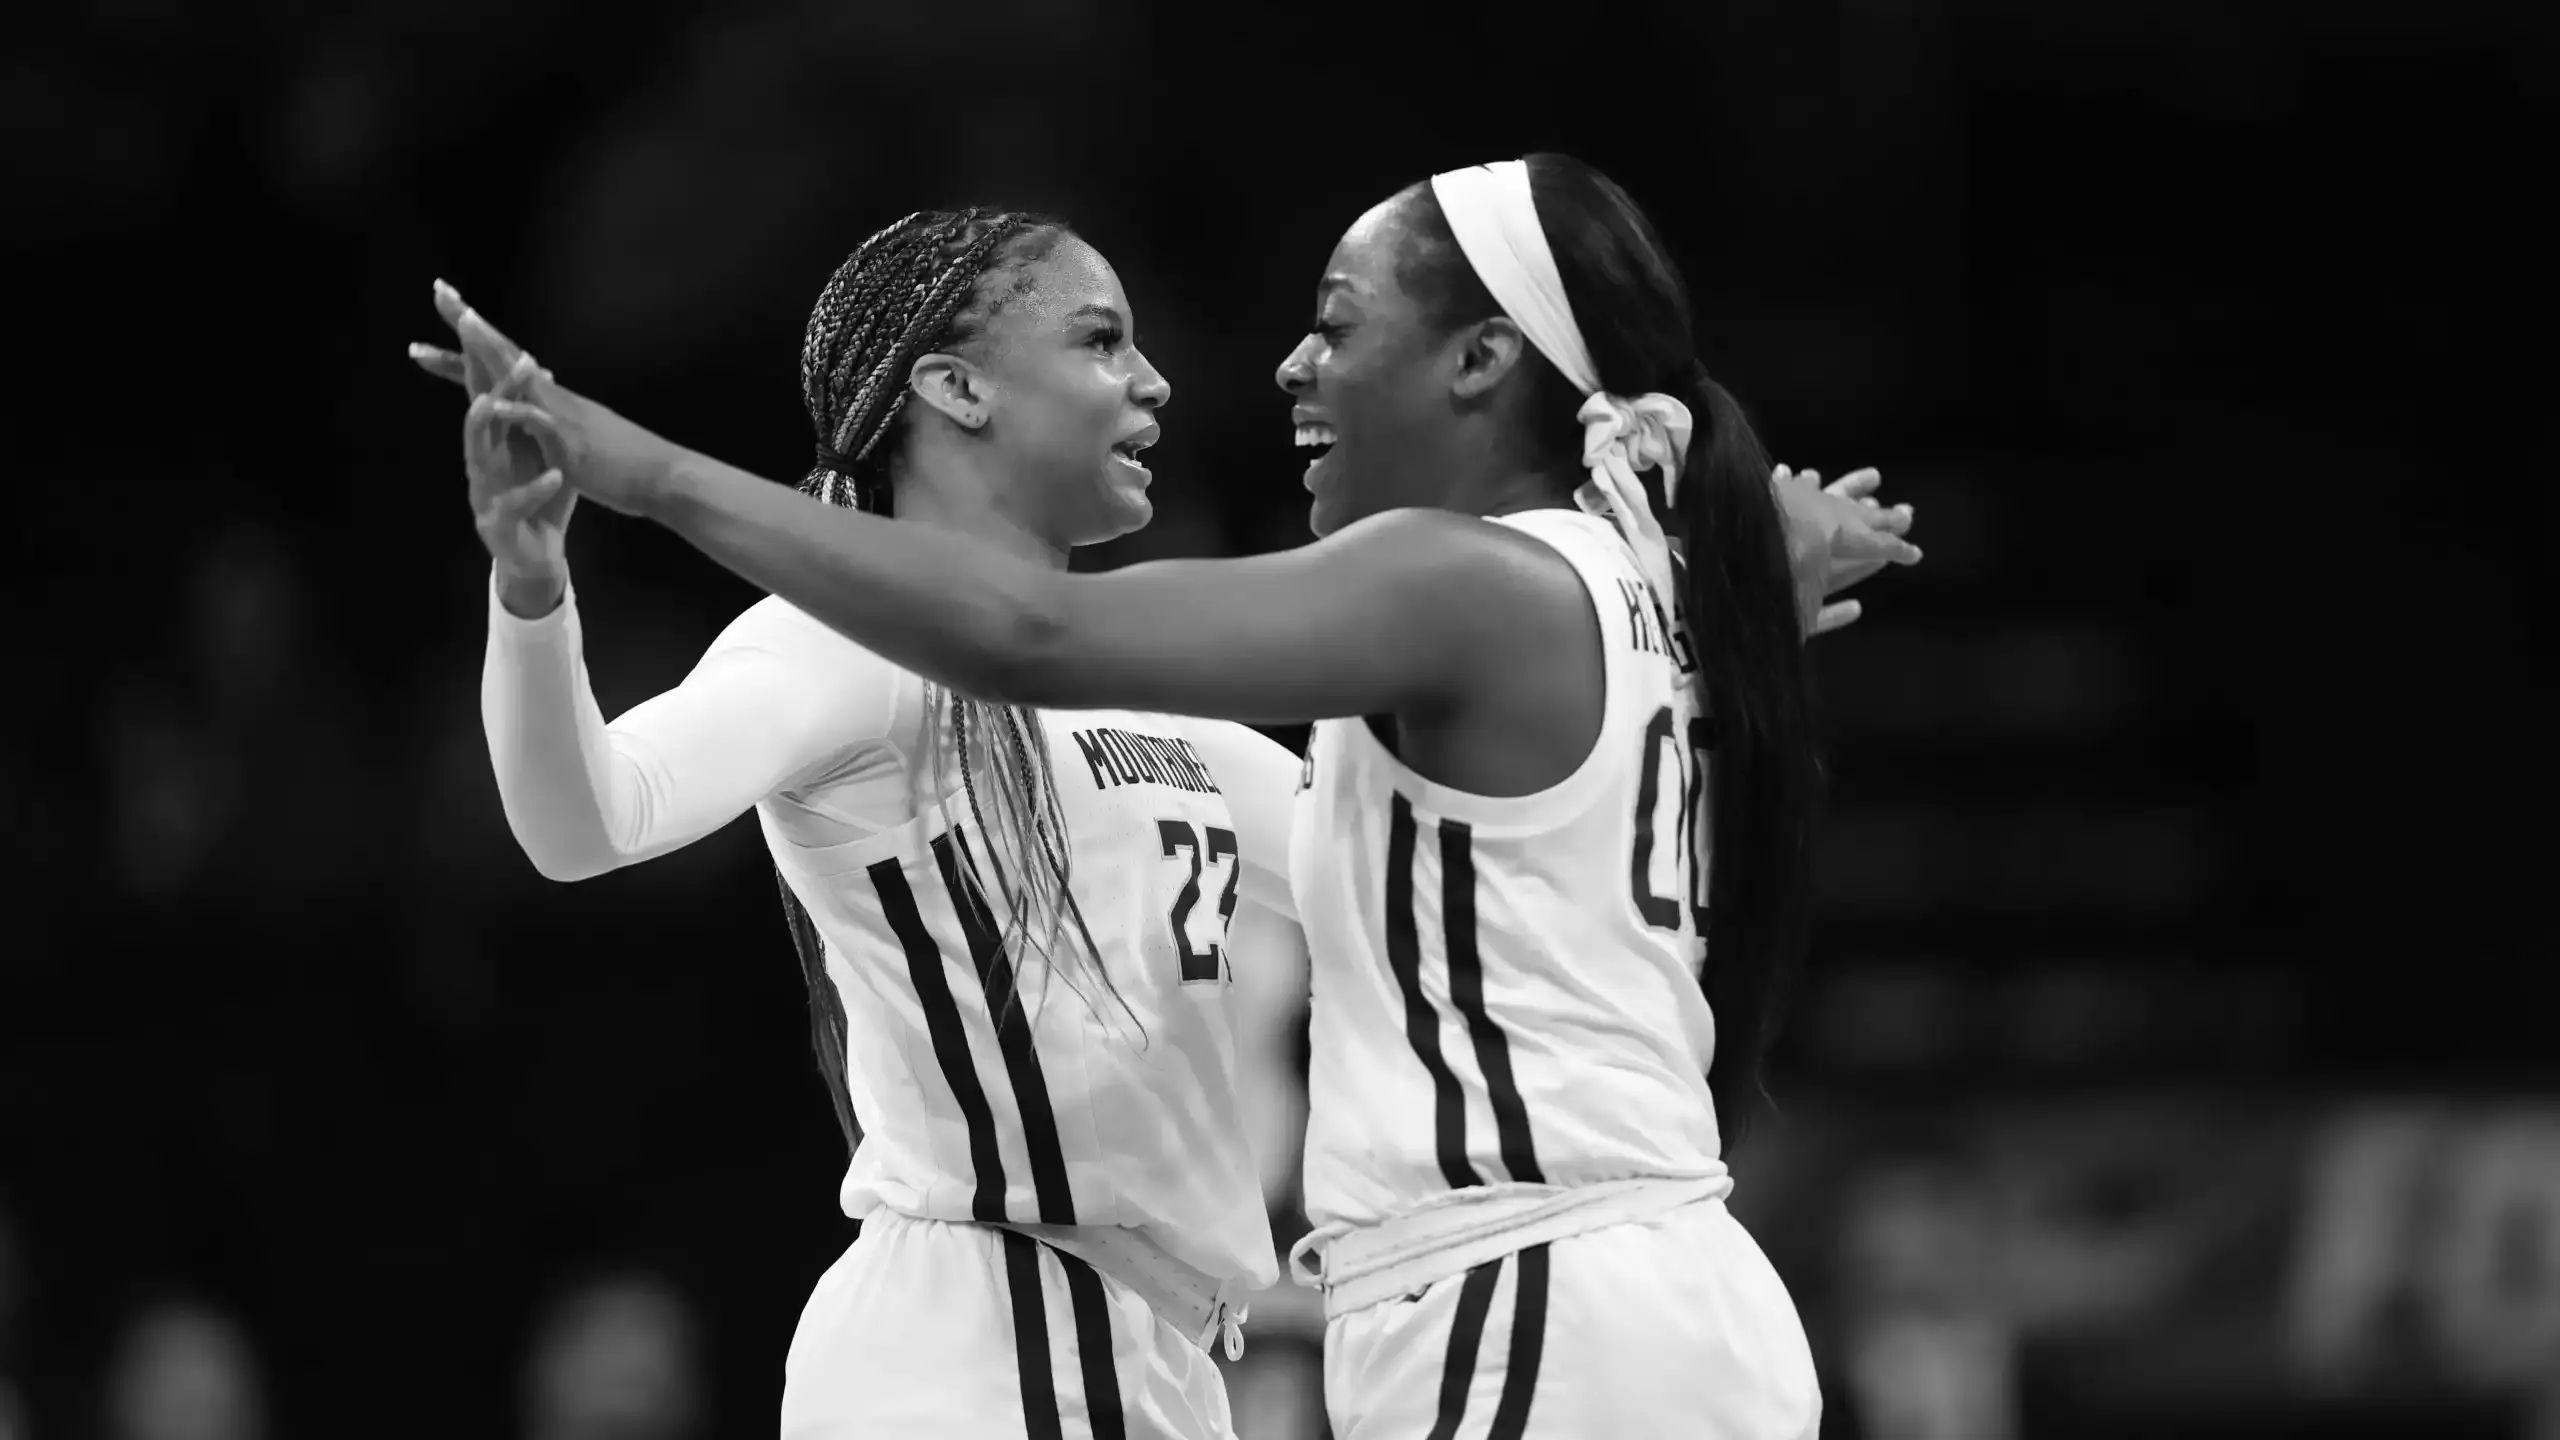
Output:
[1322,1197,1820,1439]
[781,1212,1235,1439]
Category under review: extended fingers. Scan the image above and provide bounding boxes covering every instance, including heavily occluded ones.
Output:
[1859,501,1917,537]
[463,390,509,470]
[492,349,548,399]
[433,278,530,383]
[463,389,557,459]
[485,467,565,521]
[1842,513,1923,564]
[484,395,558,433]
[1826,467,1882,501]
[408,342,469,387]
[1813,599,1863,635]
[1877,529,1924,564]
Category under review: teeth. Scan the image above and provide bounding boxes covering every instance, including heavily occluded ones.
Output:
[1295,424,1337,448]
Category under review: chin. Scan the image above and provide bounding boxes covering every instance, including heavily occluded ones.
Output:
[1112,489,1155,534]
[1074,489,1153,545]
[1058,465,1152,546]
[1308,483,1360,539]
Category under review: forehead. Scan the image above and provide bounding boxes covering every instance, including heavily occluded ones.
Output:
[1320,194,1422,309]
[997,235,1128,332]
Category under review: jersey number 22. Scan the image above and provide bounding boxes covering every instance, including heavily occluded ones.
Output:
[1158,819,1239,983]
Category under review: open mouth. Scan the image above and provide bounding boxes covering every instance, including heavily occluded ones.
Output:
[1110,431,1156,469]
[1295,422,1337,462]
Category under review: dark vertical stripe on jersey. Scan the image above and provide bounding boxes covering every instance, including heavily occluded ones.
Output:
[869,856,1007,1221]
[939,829,1078,1225]
[1440,818,1545,1184]
[1388,794,1479,1189]
[1000,1231,1066,1440]
[1485,1243,1551,1440]
[1055,1248,1128,1440]
[1424,1257,1506,1440]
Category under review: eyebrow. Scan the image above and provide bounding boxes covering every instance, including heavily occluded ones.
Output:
[1062,303,1125,328]
[1317,273,1362,298]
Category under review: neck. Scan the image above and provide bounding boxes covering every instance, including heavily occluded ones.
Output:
[889,458,1072,572]
[1439,425,1579,519]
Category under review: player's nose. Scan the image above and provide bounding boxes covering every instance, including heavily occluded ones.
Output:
[1274,335,1317,394]
[1130,346,1171,408]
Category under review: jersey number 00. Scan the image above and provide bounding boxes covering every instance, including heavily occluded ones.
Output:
[1631,704,1713,946]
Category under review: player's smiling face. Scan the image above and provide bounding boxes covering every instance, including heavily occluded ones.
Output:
[1274,196,1463,538]
[970,236,1170,547]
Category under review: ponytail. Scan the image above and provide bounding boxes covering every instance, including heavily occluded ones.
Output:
[1676,364,1823,1149]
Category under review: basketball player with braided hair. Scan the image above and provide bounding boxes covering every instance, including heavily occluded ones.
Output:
[426,209,1306,1438]
[443,154,1926,1438]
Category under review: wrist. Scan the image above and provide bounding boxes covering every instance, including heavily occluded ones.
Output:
[495,563,567,619]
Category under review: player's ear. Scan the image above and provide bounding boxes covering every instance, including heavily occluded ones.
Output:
[909,353,992,431]
[1448,317,1527,402]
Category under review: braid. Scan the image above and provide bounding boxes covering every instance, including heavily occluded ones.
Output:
[780,206,1138,1154]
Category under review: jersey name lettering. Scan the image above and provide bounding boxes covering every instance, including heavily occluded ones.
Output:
[1615,577,1697,675]
[1071,726,1224,796]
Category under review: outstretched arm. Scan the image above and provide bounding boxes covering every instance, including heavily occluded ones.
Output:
[436,299,1507,725]
[642,443,1531,725]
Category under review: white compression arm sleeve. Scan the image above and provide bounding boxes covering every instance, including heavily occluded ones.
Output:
[480,569,905,881]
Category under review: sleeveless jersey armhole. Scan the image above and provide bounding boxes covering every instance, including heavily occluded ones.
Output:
[1321,510,1642,837]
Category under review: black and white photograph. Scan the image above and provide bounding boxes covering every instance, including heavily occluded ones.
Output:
[3,2,2548,1436]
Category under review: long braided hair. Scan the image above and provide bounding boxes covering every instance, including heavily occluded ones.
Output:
[778,208,1127,1155]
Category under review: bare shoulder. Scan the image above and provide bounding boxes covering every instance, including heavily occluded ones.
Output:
[1329,506,1589,626]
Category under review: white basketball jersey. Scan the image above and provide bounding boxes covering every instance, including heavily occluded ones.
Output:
[764,707,1277,1289]
[1293,508,1729,1231]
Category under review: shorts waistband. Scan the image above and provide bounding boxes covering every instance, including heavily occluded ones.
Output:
[1287,1173,1731,1319]
[998,1221,1251,1361]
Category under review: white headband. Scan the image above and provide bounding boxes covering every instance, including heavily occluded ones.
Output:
[1428,160,1692,618]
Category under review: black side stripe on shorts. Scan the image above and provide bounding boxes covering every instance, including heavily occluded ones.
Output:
[1485,1243,1551,1440]
[1425,1257,1506,1440]
[1440,817,1544,1184]
[1055,1248,1129,1440]
[870,855,1007,1221]
[1424,1246,1551,1440]
[939,828,1078,1226]
[1388,794,1479,1189]
[1001,1231,1066,1440]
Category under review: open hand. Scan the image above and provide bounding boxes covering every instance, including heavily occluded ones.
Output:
[1774,465,1923,636]
[421,281,576,615]
[435,284,690,519]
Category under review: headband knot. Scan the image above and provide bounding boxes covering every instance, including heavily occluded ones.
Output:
[1578,392,1693,502]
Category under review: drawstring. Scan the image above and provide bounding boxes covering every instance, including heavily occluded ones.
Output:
[1202,1277,1251,1361]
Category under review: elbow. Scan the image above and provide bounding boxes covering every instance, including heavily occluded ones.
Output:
[498,807,622,883]
[526,850,612,884]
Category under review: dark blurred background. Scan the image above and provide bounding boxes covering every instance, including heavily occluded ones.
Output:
[4,0,2552,1436]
